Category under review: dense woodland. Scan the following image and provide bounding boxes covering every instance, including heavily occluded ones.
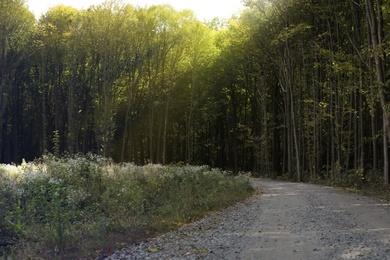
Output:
[1,0,389,184]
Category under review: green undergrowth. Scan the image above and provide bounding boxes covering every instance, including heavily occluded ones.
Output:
[0,154,253,259]
[336,175,390,202]
[306,170,390,201]
[257,169,390,203]
[266,169,390,202]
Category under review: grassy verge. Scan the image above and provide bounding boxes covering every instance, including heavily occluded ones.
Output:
[0,154,253,259]
[305,170,390,201]
[334,175,390,202]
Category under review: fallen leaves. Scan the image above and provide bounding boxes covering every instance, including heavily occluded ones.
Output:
[148,247,163,253]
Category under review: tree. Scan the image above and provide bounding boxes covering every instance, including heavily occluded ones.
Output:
[365,0,390,184]
[0,0,35,163]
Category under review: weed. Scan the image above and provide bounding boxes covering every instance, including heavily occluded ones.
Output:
[0,155,253,259]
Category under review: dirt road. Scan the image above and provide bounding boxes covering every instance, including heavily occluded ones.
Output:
[241,179,390,259]
[105,179,390,259]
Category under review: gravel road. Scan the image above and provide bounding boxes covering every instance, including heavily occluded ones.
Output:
[103,178,390,259]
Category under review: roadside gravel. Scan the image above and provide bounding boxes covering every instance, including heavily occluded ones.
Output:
[103,178,390,259]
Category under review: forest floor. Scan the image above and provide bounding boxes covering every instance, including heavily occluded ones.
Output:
[103,178,390,259]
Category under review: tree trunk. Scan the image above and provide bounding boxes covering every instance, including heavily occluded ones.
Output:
[365,0,390,184]
[162,93,169,165]
[383,122,389,184]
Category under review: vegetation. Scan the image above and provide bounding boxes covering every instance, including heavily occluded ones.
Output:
[0,0,389,184]
[0,154,253,258]
[1,0,390,255]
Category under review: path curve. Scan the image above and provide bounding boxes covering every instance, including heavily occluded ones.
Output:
[103,179,390,259]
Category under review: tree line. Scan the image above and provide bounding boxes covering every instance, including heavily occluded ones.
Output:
[1,0,389,184]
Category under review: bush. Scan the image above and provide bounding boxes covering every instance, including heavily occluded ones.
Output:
[0,155,253,259]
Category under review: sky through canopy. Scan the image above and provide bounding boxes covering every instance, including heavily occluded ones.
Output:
[27,0,245,21]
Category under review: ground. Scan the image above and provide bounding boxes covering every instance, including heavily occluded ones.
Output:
[104,178,390,259]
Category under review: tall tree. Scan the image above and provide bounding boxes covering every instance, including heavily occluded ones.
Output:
[0,0,35,162]
[365,0,389,184]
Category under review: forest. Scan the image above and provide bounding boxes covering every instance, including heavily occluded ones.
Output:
[1,0,389,185]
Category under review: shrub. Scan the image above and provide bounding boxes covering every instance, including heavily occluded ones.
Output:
[0,155,253,259]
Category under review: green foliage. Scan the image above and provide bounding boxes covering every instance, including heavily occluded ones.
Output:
[52,130,60,157]
[1,0,390,252]
[0,155,253,258]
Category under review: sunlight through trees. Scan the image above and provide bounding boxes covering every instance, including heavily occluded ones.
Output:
[1,0,389,184]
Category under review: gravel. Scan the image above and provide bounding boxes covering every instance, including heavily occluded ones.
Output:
[103,179,390,260]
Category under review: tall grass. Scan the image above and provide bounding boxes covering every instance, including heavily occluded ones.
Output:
[0,154,253,259]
